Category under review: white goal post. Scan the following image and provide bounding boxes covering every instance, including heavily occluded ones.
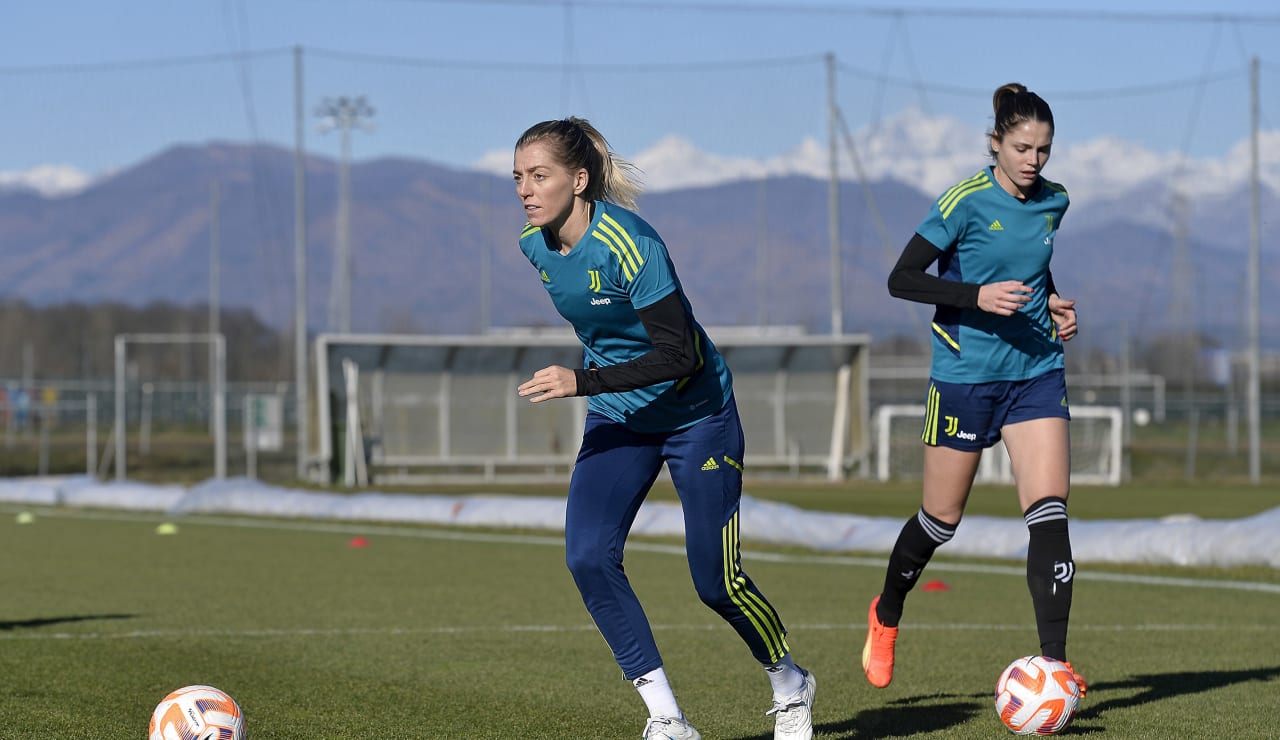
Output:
[874,404,1124,486]
[113,333,227,481]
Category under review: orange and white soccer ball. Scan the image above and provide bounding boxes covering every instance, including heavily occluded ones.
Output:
[149,684,246,740]
[994,656,1081,735]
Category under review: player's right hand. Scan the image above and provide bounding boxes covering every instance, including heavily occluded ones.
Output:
[977,280,1032,316]
[517,365,578,403]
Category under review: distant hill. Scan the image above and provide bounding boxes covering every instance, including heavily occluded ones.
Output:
[1,141,1277,350]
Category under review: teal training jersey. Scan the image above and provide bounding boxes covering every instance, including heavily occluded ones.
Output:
[915,167,1069,383]
[518,201,733,434]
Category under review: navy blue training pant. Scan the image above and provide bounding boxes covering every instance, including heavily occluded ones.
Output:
[564,394,790,680]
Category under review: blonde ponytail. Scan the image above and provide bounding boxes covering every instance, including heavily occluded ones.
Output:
[515,117,643,209]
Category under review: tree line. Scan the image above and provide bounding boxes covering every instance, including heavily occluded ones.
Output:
[0,300,292,383]
[0,298,1257,393]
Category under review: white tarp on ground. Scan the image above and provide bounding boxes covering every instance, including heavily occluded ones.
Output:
[0,476,1276,569]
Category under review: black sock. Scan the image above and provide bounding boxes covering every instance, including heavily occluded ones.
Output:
[1025,496,1074,661]
[877,509,956,627]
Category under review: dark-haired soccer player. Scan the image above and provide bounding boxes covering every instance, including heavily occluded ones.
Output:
[862,82,1087,698]
[512,116,815,740]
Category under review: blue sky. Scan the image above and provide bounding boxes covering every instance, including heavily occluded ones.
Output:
[3,0,1278,176]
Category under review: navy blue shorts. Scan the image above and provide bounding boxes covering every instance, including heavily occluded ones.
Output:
[921,368,1070,451]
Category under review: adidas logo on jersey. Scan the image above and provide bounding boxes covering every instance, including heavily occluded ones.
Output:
[701,457,719,471]
[988,220,1004,231]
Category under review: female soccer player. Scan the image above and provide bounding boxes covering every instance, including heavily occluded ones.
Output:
[862,83,1086,697]
[512,117,816,740]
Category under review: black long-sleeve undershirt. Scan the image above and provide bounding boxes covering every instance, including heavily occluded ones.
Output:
[887,233,979,308]
[572,290,701,396]
[887,232,1059,307]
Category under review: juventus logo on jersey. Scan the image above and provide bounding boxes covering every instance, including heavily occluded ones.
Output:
[588,269,602,292]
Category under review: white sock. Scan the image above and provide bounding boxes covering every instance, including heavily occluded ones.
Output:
[633,667,681,719]
[764,654,805,698]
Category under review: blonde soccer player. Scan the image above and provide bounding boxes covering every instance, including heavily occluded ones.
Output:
[513,117,816,740]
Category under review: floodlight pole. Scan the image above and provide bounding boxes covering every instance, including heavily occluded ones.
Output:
[294,46,310,480]
[1246,56,1261,483]
[293,46,308,476]
[316,95,375,335]
[826,52,842,336]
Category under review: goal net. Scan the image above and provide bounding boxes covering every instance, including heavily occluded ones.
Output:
[873,404,1123,485]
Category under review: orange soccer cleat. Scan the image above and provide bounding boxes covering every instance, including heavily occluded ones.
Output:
[1063,660,1088,699]
[861,595,898,688]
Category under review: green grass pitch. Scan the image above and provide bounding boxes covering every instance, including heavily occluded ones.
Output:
[1,484,1277,738]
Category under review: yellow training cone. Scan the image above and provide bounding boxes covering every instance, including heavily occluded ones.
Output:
[155,522,179,535]
[15,511,35,524]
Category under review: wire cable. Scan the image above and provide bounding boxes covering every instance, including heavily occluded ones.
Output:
[330,0,1280,25]
[306,46,823,72]
[222,0,293,365]
[0,48,293,75]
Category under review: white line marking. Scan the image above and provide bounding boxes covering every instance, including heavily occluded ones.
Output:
[9,506,1280,594]
[1,621,1274,643]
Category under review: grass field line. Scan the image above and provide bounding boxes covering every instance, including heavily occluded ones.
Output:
[13,506,1280,595]
[2,620,1276,643]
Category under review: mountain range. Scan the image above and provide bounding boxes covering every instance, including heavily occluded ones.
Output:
[2,110,1278,351]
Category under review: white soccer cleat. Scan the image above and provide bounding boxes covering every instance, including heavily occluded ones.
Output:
[642,715,702,740]
[767,667,817,740]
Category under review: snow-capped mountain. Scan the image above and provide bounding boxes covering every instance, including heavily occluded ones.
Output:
[478,108,1279,229]
[10,110,1278,207]
[0,164,94,197]
[3,126,1277,347]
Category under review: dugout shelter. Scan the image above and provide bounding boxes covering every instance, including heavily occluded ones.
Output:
[313,330,871,485]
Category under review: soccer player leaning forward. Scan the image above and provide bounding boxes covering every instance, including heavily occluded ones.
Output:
[862,83,1087,697]
[512,116,817,740]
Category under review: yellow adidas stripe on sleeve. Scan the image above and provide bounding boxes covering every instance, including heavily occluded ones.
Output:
[592,217,646,281]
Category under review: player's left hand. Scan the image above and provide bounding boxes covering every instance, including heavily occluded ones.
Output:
[518,365,578,403]
[1049,294,1078,341]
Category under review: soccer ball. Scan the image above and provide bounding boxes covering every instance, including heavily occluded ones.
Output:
[149,684,246,740]
[994,656,1081,735]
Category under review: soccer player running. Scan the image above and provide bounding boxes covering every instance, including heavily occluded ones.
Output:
[512,117,816,740]
[862,83,1087,697]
